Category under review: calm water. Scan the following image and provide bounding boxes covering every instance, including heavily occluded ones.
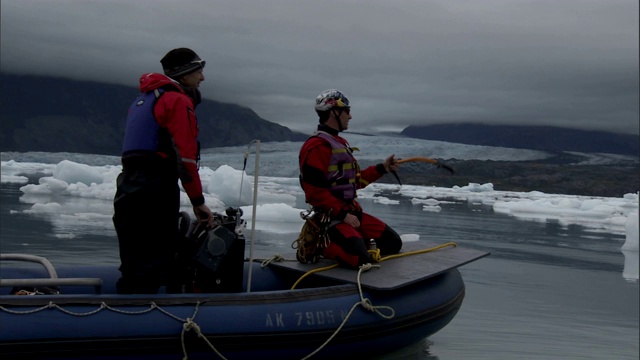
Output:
[1,183,638,359]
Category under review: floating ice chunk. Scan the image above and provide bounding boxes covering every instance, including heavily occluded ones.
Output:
[20,177,69,194]
[422,205,442,212]
[458,183,494,192]
[400,234,420,242]
[54,160,104,186]
[26,202,62,213]
[374,197,400,205]
[411,198,440,206]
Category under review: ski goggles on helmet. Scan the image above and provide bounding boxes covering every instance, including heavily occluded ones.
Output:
[191,59,206,69]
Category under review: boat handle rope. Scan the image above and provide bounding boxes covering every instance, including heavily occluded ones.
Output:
[180,302,229,360]
[0,301,178,317]
[0,299,229,360]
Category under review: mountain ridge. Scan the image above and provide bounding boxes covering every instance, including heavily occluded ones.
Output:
[1,74,638,197]
[0,73,308,155]
[2,74,637,157]
[401,123,638,156]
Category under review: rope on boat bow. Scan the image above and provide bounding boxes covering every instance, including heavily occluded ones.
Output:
[181,302,229,360]
[179,261,398,360]
[288,242,458,359]
[299,263,394,360]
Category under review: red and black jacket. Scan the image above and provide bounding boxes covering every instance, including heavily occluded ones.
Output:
[298,125,387,220]
[121,73,205,206]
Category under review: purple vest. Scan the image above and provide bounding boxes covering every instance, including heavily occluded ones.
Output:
[315,131,360,201]
[122,89,164,155]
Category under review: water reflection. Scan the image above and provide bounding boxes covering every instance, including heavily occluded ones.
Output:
[622,249,639,283]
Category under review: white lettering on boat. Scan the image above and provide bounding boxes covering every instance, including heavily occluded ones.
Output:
[265,312,285,327]
[295,310,337,326]
[265,309,348,328]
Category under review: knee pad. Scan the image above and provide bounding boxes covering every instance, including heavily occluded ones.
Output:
[323,242,362,269]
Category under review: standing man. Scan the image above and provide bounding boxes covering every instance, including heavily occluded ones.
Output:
[298,89,402,268]
[113,48,215,294]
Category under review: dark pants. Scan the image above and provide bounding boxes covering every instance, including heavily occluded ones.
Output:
[113,168,180,294]
[326,212,402,268]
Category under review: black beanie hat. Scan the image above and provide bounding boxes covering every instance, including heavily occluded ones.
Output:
[160,48,205,79]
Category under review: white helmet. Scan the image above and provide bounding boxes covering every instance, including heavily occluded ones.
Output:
[314,89,350,112]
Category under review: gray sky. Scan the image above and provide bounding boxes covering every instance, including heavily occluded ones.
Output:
[2,0,638,135]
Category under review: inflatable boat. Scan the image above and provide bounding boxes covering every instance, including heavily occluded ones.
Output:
[0,240,488,360]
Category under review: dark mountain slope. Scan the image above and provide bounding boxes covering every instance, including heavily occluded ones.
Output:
[0,73,307,155]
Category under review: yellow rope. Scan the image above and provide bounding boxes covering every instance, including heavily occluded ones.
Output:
[378,242,457,262]
[368,248,381,262]
[290,263,339,290]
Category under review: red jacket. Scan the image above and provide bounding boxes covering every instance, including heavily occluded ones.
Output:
[299,126,385,220]
[137,73,204,206]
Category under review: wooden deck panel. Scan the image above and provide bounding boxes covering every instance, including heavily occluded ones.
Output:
[270,241,490,290]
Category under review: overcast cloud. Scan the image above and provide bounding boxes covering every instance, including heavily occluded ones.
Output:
[1,0,638,135]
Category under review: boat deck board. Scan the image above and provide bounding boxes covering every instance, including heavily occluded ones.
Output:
[270,241,490,290]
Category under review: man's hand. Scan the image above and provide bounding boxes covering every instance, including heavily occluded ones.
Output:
[193,203,215,228]
[383,154,398,173]
[343,213,360,228]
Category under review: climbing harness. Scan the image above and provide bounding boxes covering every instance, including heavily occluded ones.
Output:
[292,209,332,264]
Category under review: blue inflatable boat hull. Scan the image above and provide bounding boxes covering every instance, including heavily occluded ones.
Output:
[0,242,488,359]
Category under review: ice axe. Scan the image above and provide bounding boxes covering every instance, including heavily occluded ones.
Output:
[397,157,455,174]
[389,157,455,186]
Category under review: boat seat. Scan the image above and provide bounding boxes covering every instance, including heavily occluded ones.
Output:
[0,253,103,294]
[271,241,490,290]
[0,278,103,294]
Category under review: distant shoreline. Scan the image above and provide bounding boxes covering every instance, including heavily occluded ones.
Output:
[378,158,639,198]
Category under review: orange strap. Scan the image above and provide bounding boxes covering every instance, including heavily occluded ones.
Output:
[396,157,439,165]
